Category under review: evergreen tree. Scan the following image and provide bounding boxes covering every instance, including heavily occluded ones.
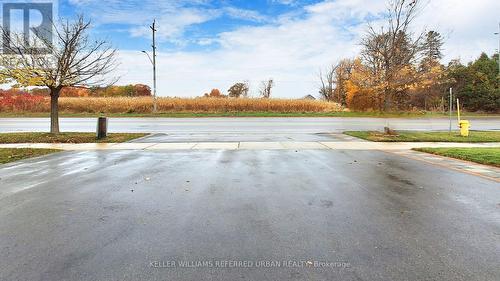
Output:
[422,31,444,63]
[451,53,500,112]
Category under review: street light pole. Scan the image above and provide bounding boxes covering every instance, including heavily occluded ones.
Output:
[140,20,158,112]
[449,87,453,133]
[495,22,500,77]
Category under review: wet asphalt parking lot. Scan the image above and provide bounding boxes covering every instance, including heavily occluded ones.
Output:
[0,148,499,281]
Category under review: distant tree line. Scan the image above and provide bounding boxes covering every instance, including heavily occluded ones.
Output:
[447,54,499,112]
[318,0,499,112]
[203,79,275,99]
[2,84,152,98]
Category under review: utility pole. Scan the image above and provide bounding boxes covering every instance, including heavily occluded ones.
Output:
[150,20,158,112]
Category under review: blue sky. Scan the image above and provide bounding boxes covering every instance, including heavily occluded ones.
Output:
[61,0,324,51]
[54,0,500,97]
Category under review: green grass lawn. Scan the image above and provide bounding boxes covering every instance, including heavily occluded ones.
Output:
[345,131,500,143]
[1,111,498,118]
[0,132,148,144]
[0,148,60,164]
[413,147,500,167]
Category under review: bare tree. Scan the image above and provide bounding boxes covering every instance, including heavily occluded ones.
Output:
[319,59,354,104]
[360,0,425,110]
[318,64,337,101]
[259,79,274,98]
[0,16,117,133]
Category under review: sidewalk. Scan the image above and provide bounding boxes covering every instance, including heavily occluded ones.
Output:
[2,141,499,181]
[1,141,499,151]
[390,149,499,182]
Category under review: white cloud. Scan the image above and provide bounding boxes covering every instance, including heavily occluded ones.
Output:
[416,0,500,62]
[223,7,270,23]
[68,0,218,42]
[112,0,500,98]
[128,8,218,40]
[272,0,298,5]
[68,0,269,43]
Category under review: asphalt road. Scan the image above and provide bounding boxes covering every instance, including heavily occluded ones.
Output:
[1,149,499,281]
[1,117,499,133]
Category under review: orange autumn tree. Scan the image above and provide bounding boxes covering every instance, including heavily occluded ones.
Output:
[346,60,422,111]
[319,1,450,112]
[60,87,91,97]
[345,59,382,110]
[204,89,226,98]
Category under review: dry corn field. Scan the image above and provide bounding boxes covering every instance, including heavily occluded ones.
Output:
[1,97,343,114]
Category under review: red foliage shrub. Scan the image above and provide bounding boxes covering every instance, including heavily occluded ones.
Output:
[0,90,48,112]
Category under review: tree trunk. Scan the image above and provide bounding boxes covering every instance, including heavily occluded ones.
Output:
[50,89,61,134]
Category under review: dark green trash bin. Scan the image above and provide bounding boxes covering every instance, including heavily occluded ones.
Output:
[97,117,108,139]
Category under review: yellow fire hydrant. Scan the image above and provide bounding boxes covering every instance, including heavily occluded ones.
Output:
[459,120,470,137]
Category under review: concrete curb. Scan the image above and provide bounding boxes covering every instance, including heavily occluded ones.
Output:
[1,142,499,151]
